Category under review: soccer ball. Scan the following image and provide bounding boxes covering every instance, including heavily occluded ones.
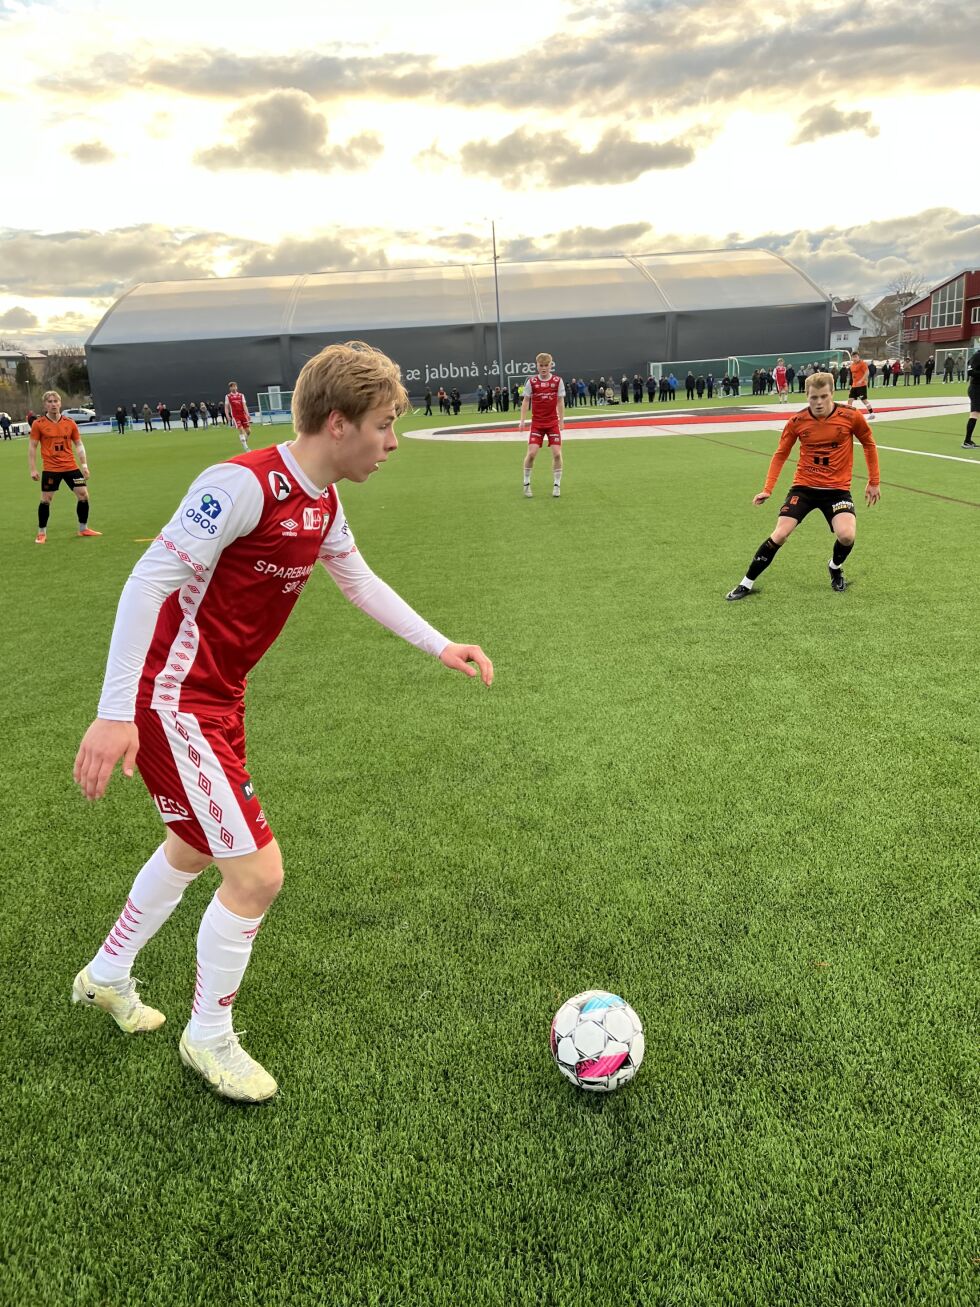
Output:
[550,990,644,1092]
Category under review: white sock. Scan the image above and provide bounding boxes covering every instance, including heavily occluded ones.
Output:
[239,434,249,450]
[554,468,563,486]
[740,576,754,590]
[523,471,531,486]
[188,892,264,1043]
[87,846,199,986]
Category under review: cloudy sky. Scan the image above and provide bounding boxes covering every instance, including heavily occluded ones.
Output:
[1,0,977,346]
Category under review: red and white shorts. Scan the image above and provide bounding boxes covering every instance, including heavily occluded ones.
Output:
[528,425,562,447]
[135,705,273,858]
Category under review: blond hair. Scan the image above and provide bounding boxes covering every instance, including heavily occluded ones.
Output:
[292,341,409,434]
[42,389,61,403]
[535,352,553,367]
[805,371,834,394]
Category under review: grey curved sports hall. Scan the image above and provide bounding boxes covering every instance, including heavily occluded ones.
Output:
[86,250,831,409]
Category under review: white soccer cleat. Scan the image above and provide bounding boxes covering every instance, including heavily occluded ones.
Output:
[179,1026,278,1102]
[523,485,532,497]
[71,967,166,1033]
[553,485,561,498]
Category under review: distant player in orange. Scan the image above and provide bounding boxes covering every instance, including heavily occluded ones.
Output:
[519,352,565,497]
[845,351,876,420]
[726,371,880,600]
[224,382,251,452]
[28,389,102,544]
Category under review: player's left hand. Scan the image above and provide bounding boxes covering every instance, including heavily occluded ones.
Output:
[440,643,494,686]
[866,483,881,506]
[81,465,90,480]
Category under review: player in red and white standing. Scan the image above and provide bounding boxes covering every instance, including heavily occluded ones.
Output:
[773,358,790,404]
[72,341,493,1103]
[224,381,251,452]
[519,352,565,498]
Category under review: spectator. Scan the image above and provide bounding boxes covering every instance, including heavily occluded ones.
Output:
[620,375,629,404]
[577,379,586,406]
[646,375,656,402]
[451,387,461,415]
[869,360,877,388]
[912,360,923,385]
[199,401,209,427]
[114,405,127,434]
[632,374,643,403]
[423,388,432,415]
[925,355,935,383]
[159,403,171,431]
[695,375,705,398]
[141,404,153,431]
[722,374,731,396]
[659,376,669,402]
[588,378,598,404]
[179,403,189,429]
[706,373,715,399]
[902,358,911,386]
[785,364,795,391]
[667,373,678,401]
[731,372,740,396]
[892,359,902,386]
[686,371,696,400]
[597,376,606,405]
[943,355,954,382]
[131,403,138,424]
[955,354,966,381]
[0,412,11,439]
[188,401,200,427]
[604,384,615,404]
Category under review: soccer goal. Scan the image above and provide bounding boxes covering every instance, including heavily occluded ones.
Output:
[257,388,294,425]
[647,357,734,382]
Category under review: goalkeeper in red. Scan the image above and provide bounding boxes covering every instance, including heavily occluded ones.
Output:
[519,352,565,497]
[725,371,880,600]
[224,382,251,452]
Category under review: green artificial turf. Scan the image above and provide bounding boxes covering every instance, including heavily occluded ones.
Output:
[0,399,977,1306]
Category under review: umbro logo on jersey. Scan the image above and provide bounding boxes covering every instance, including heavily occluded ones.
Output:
[269,471,292,501]
[280,518,298,536]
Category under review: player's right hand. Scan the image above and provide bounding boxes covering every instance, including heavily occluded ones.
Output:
[30,471,39,481]
[752,492,770,505]
[74,719,140,801]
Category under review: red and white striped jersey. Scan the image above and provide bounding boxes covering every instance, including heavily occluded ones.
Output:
[98,443,447,719]
[523,373,565,426]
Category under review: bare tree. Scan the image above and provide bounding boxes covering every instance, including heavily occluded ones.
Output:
[887,273,927,307]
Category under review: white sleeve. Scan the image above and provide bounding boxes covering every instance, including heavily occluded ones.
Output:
[317,498,448,657]
[557,379,565,398]
[523,380,533,398]
[96,464,263,719]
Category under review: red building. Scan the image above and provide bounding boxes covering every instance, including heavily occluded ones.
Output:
[900,268,980,373]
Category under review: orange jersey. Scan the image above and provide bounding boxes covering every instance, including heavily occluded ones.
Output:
[31,416,82,472]
[763,404,879,494]
[850,358,869,387]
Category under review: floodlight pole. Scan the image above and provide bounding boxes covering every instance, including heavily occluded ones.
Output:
[492,221,506,400]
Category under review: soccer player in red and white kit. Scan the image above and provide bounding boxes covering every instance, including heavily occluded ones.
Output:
[519,352,565,498]
[773,358,790,404]
[72,342,493,1103]
[224,381,251,451]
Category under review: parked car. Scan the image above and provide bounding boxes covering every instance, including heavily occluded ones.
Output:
[63,406,97,424]
[10,421,32,437]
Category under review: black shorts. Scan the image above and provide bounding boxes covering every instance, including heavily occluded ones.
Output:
[779,485,855,528]
[848,386,868,401]
[41,468,86,493]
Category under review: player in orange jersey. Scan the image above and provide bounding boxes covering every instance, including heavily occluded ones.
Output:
[844,351,876,420]
[726,372,880,600]
[28,390,102,543]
